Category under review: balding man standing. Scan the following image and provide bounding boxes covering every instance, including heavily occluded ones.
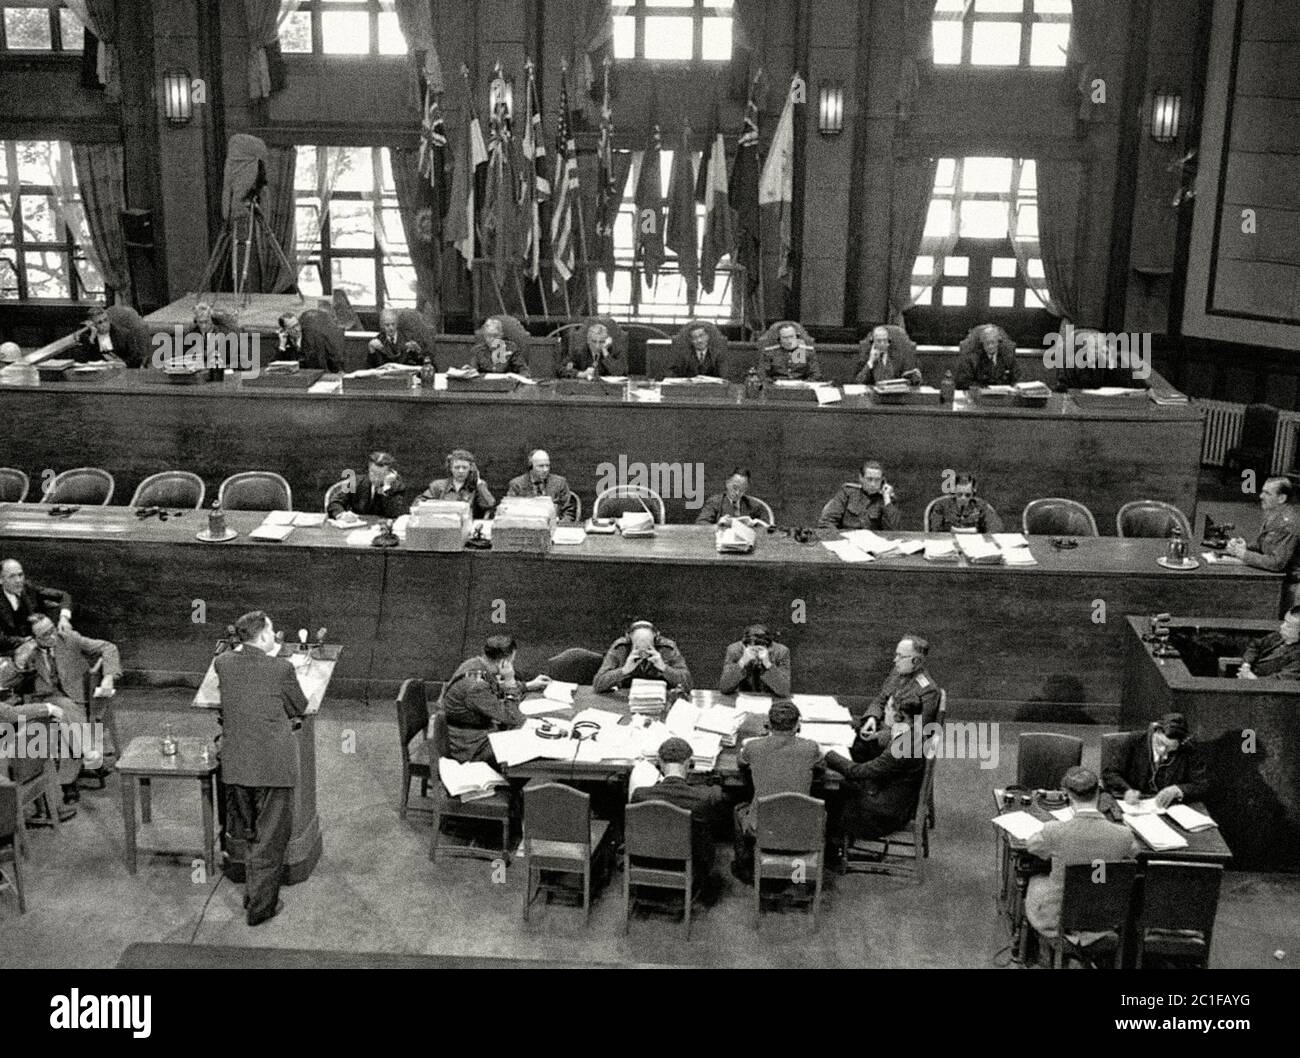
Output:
[505,449,579,523]
[1226,477,1300,612]
[1,559,73,654]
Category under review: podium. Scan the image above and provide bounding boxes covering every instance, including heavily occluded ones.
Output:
[192,644,340,884]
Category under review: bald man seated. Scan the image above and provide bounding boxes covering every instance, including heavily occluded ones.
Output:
[505,449,579,522]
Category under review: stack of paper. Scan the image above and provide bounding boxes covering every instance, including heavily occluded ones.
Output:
[1015,381,1052,398]
[1126,813,1189,851]
[791,694,852,724]
[551,526,587,545]
[823,539,873,563]
[734,693,773,716]
[438,759,506,801]
[628,679,667,714]
[487,727,576,767]
[716,520,757,553]
[695,705,745,746]
[993,811,1045,840]
[843,529,901,556]
[802,722,856,753]
[924,538,959,562]
[873,377,912,393]
[249,516,295,542]
[954,534,1004,564]
[814,385,843,406]
[665,700,700,738]
[994,532,1037,566]
[687,731,723,770]
[892,538,926,556]
[1150,389,1189,406]
[1118,798,1163,817]
[519,680,577,716]
[1166,804,1217,831]
[630,718,673,758]
[618,511,656,538]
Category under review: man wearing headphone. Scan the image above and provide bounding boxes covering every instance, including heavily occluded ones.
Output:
[718,623,791,697]
[926,473,1004,533]
[505,449,579,523]
[592,620,693,694]
[418,448,496,519]
[855,636,942,750]
[437,634,551,766]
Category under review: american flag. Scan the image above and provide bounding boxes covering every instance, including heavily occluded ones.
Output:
[549,64,579,292]
[521,60,550,281]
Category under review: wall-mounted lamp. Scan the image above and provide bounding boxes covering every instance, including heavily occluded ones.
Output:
[162,68,193,127]
[1149,90,1181,144]
[818,81,844,137]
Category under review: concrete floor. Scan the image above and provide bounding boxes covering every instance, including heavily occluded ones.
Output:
[3,692,1297,969]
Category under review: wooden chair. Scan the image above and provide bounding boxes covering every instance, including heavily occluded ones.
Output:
[744,496,776,524]
[753,792,826,931]
[0,467,29,503]
[41,467,115,506]
[522,781,612,923]
[1116,500,1193,539]
[129,471,206,509]
[1016,732,1083,790]
[217,471,292,511]
[1134,860,1223,968]
[1022,497,1099,537]
[841,697,946,882]
[429,711,512,862]
[322,480,350,516]
[623,800,694,937]
[0,736,62,854]
[1099,731,1129,783]
[395,678,432,819]
[591,485,666,523]
[0,782,26,912]
[543,647,604,685]
[1037,860,1138,968]
[1222,403,1278,486]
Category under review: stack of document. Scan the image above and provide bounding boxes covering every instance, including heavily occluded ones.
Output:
[628,679,667,714]
[687,731,723,770]
[617,511,656,538]
[1150,389,1189,406]
[823,539,874,563]
[630,718,673,758]
[665,700,700,738]
[551,526,587,545]
[250,512,296,542]
[520,681,577,716]
[438,759,506,801]
[1125,813,1189,851]
[734,693,772,717]
[993,532,1037,566]
[695,705,745,747]
[924,538,959,562]
[814,385,843,406]
[874,377,912,393]
[802,722,856,754]
[842,529,901,556]
[993,811,1045,840]
[954,534,1004,564]
[1166,804,1217,831]
[791,694,853,724]
[1015,381,1052,398]
[716,520,757,554]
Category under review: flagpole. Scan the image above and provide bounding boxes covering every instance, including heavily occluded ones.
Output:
[574,194,594,316]
[526,58,551,320]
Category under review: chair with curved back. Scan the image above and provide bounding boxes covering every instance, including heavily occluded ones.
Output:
[592,486,666,524]
[1116,500,1193,539]
[1016,732,1083,790]
[0,468,29,503]
[395,308,439,361]
[543,647,605,685]
[922,496,944,532]
[322,480,350,516]
[740,496,776,524]
[217,471,292,511]
[42,467,115,506]
[1022,498,1099,537]
[129,471,205,509]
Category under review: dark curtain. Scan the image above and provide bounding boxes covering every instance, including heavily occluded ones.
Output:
[887,156,939,324]
[70,143,129,297]
[391,145,443,322]
[1034,157,1085,323]
[896,0,939,121]
[259,144,298,294]
[730,0,766,100]
[65,0,119,97]
[1064,0,1110,125]
[395,0,445,109]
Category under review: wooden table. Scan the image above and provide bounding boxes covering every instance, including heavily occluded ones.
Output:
[1121,616,1300,871]
[0,506,1280,716]
[0,369,1204,529]
[115,735,218,875]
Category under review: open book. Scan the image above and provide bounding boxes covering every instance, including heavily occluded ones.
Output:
[438,758,506,801]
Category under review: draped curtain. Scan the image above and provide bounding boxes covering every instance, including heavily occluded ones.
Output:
[70,143,130,298]
[293,148,350,280]
[730,0,766,100]
[394,0,445,109]
[389,145,442,321]
[1024,157,1085,322]
[896,0,939,122]
[45,142,107,300]
[63,0,119,98]
[886,156,940,324]
[1064,0,1109,125]
[260,144,298,294]
[244,0,298,100]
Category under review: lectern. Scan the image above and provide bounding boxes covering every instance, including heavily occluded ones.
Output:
[192,644,340,884]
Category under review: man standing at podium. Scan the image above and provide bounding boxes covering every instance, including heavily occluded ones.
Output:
[215,610,308,926]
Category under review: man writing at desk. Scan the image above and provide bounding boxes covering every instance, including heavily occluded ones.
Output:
[1102,712,1209,809]
[1239,605,1300,679]
[592,621,692,694]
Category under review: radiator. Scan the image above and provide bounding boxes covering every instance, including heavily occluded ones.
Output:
[1193,399,1300,474]
[1275,413,1300,475]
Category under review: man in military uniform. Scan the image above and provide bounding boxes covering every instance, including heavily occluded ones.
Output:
[696,469,768,525]
[718,623,792,697]
[592,620,693,693]
[1239,605,1300,679]
[926,473,1004,533]
[505,449,579,523]
[855,636,942,748]
[759,322,821,382]
[438,635,551,766]
[818,460,902,532]
[1226,477,1300,613]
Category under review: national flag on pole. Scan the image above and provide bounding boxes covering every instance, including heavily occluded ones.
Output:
[594,57,619,287]
[483,66,522,288]
[759,74,798,285]
[445,68,489,270]
[634,124,665,287]
[729,78,762,316]
[665,125,699,310]
[418,84,451,222]
[549,63,579,292]
[696,112,733,296]
[520,60,550,281]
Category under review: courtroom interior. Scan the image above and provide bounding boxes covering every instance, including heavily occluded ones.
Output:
[1,0,1299,973]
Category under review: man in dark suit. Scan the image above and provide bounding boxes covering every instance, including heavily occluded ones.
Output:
[718,623,792,697]
[1,559,72,654]
[505,449,579,523]
[71,305,140,367]
[327,450,408,520]
[277,312,342,373]
[854,325,922,385]
[1102,712,1210,809]
[630,736,725,881]
[695,469,769,525]
[955,323,1019,388]
[1239,605,1300,679]
[214,610,308,926]
[669,322,723,378]
[367,308,423,368]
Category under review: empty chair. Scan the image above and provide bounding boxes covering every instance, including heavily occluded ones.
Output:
[922,497,943,532]
[1099,731,1128,784]
[1,751,62,853]
[129,471,205,509]
[1222,403,1278,486]
[395,678,433,820]
[429,711,511,860]
[623,800,694,937]
[1116,500,1193,539]
[0,782,24,912]
[543,647,604,685]
[591,486,665,524]
[1016,732,1084,790]
[753,792,826,931]
[1134,860,1223,969]
[1022,498,1098,537]
[0,468,29,503]
[1035,860,1138,968]
[522,781,613,923]
[41,467,115,506]
[217,471,292,511]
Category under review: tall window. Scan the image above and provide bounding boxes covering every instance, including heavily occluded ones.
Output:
[613,0,733,62]
[932,0,1071,67]
[911,157,1050,327]
[280,0,404,56]
[597,149,734,325]
[0,141,104,301]
[293,146,414,310]
[0,1,83,51]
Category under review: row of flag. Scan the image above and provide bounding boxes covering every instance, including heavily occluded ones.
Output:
[415,58,801,315]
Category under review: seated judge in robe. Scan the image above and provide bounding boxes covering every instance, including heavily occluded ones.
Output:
[418,448,496,518]
[718,623,792,697]
[955,323,1019,389]
[854,324,922,385]
[71,306,139,367]
[592,620,693,693]
[758,321,821,382]
[669,320,727,378]
[562,319,629,378]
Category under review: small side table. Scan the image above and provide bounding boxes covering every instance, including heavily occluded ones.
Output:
[116,736,218,875]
